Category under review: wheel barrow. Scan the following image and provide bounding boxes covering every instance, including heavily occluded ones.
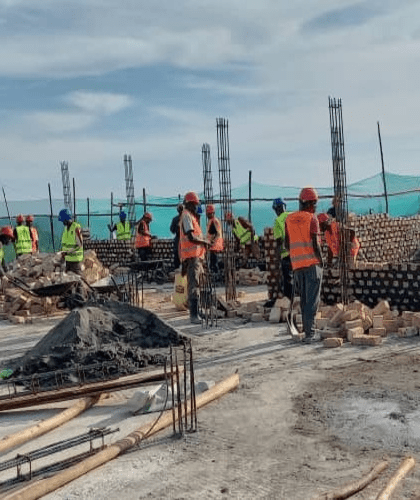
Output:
[8,276,79,298]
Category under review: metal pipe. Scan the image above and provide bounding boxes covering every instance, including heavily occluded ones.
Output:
[377,121,389,214]
[48,183,55,252]
[169,347,176,434]
[87,198,90,228]
[248,170,252,222]
[2,187,12,226]
[72,178,76,221]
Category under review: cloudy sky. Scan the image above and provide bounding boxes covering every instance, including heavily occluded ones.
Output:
[0,0,419,202]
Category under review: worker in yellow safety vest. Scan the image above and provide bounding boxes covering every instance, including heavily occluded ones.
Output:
[205,204,224,274]
[58,208,84,275]
[14,214,33,257]
[108,211,132,240]
[180,191,210,324]
[225,211,260,261]
[272,198,293,300]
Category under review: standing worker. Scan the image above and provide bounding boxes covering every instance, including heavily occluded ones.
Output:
[170,204,183,269]
[206,204,224,274]
[14,214,33,258]
[135,212,153,261]
[58,208,84,275]
[225,211,260,261]
[272,198,293,300]
[285,187,323,344]
[180,191,210,324]
[26,215,39,254]
[0,226,14,283]
[108,211,131,240]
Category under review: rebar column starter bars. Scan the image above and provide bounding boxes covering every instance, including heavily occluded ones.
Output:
[124,154,136,234]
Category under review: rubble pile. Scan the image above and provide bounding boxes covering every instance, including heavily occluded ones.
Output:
[5,301,184,386]
[0,250,109,323]
[236,268,268,286]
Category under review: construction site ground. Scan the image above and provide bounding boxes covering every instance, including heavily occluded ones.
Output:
[1,285,420,499]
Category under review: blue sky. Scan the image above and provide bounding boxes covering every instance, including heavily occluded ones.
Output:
[0,0,420,202]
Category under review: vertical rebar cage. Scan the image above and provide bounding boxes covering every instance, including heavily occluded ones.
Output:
[328,97,350,304]
[60,161,73,215]
[124,154,136,234]
[202,143,214,207]
[216,118,236,302]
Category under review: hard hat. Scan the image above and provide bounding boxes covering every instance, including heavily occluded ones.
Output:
[58,208,72,222]
[184,191,200,205]
[1,226,13,239]
[26,214,34,223]
[16,214,24,223]
[206,204,215,215]
[119,211,127,220]
[317,213,329,224]
[272,198,286,209]
[143,212,153,221]
[299,187,319,202]
[225,211,234,221]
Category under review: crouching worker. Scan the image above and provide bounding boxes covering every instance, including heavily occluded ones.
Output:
[58,208,84,275]
[180,192,210,324]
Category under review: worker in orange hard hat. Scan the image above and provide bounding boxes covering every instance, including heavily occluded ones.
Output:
[14,214,33,258]
[205,204,223,275]
[285,187,323,344]
[26,215,39,254]
[180,191,211,324]
[135,212,154,261]
[0,226,14,284]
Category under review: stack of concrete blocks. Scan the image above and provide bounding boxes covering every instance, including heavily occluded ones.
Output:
[84,240,134,268]
[263,227,281,301]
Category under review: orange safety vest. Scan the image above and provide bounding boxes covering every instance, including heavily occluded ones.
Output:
[207,217,224,252]
[351,237,360,257]
[286,211,320,271]
[135,220,151,248]
[325,221,340,257]
[180,211,206,261]
[29,227,38,253]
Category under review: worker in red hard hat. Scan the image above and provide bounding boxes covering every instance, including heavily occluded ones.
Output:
[205,204,223,275]
[135,212,154,261]
[0,226,14,284]
[285,187,323,344]
[225,211,260,263]
[180,191,211,324]
[14,214,33,258]
[26,215,39,254]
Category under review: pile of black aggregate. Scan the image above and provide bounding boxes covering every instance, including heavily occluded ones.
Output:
[5,301,184,388]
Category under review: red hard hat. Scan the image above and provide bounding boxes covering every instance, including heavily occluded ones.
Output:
[184,191,200,205]
[225,211,234,221]
[143,212,153,221]
[206,204,215,215]
[1,226,13,239]
[26,214,34,223]
[16,214,24,223]
[299,187,319,202]
[317,213,329,224]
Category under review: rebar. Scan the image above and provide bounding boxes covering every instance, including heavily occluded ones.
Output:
[202,143,214,206]
[328,97,350,304]
[124,154,136,234]
[170,346,176,434]
[175,351,183,435]
[217,117,237,301]
[60,161,72,214]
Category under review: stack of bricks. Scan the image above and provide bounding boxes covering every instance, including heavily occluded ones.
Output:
[264,228,281,300]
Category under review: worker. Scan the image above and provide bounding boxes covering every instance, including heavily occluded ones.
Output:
[349,229,360,267]
[317,213,339,267]
[108,211,131,240]
[58,208,84,275]
[14,214,33,257]
[180,191,210,324]
[285,187,323,344]
[272,198,293,300]
[135,212,153,261]
[26,215,39,254]
[170,204,183,269]
[327,195,339,219]
[0,226,14,282]
[225,212,260,261]
[206,204,224,274]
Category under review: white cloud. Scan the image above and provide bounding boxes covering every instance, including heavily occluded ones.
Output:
[65,91,133,115]
[25,111,96,133]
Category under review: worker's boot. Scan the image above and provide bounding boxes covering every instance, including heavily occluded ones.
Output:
[189,298,201,325]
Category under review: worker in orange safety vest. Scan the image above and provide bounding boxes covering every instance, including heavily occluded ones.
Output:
[205,204,224,275]
[285,187,324,344]
[317,213,339,267]
[135,212,153,261]
[180,191,211,324]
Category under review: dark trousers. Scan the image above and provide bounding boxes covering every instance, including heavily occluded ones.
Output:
[137,247,152,261]
[209,251,220,274]
[281,256,293,300]
[173,238,180,269]
[294,265,323,338]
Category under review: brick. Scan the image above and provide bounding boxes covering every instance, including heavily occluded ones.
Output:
[370,327,387,337]
[342,310,361,322]
[345,319,363,331]
[316,318,330,330]
[383,319,399,333]
[347,326,364,342]
[372,315,384,329]
[398,327,418,338]
[268,308,281,323]
[372,300,390,316]
[323,338,343,348]
[351,335,382,346]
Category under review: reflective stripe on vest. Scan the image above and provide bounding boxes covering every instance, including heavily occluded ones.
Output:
[273,211,290,258]
[325,221,340,257]
[135,220,151,248]
[15,225,32,255]
[207,217,224,252]
[117,221,131,240]
[29,227,38,253]
[180,212,206,261]
[286,211,320,271]
[61,222,84,262]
